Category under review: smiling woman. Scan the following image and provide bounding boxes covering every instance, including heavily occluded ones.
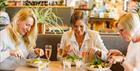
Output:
[60,10,108,63]
[0,8,44,70]
[17,17,34,36]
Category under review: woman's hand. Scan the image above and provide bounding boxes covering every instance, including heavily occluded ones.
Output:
[88,48,96,57]
[62,44,72,57]
[111,56,124,62]
[9,50,21,58]
[107,49,123,58]
[34,48,44,57]
[107,49,124,65]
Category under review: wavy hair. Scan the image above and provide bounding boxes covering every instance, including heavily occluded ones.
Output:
[6,8,38,50]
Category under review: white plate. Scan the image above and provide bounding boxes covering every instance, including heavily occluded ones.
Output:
[85,63,110,71]
[26,58,48,68]
[86,66,110,71]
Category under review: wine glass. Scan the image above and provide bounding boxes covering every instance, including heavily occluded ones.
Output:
[45,45,52,60]
[81,50,88,63]
[57,43,63,59]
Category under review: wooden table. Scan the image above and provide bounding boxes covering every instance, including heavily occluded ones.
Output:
[15,61,112,71]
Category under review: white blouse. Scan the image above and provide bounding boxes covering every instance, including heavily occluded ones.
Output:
[123,41,140,71]
[60,30,108,61]
[0,28,36,70]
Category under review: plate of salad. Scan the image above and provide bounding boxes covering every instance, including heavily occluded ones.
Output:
[85,58,111,71]
[26,58,49,68]
[60,54,82,66]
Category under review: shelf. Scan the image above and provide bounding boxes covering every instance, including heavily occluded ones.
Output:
[89,17,116,22]
[8,0,66,7]
[74,8,91,11]
[7,6,69,8]
[8,0,22,2]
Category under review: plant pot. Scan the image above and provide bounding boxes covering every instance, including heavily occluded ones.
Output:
[38,23,46,34]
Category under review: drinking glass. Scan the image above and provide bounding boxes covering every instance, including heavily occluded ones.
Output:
[75,59,83,68]
[81,51,88,63]
[74,59,83,71]
[63,58,72,69]
[45,45,52,60]
[57,43,63,58]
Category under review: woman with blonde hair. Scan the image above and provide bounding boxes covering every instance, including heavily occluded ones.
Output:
[0,8,44,70]
[108,13,140,71]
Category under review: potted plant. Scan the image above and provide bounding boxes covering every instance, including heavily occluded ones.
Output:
[33,7,64,34]
[0,0,7,9]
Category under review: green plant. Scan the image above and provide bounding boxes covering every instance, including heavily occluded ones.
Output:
[33,7,64,33]
[0,0,7,10]
[92,52,102,65]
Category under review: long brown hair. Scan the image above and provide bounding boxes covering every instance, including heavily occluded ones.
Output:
[70,10,85,26]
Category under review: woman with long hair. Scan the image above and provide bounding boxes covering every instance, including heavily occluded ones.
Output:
[0,8,44,70]
[60,10,108,63]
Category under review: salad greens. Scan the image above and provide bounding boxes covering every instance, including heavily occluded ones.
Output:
[93,58,102,65]
[65,54,82,61]
[93,53,102,65]
[26,58,48,64]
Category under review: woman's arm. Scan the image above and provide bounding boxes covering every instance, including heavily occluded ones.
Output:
[0,40,22,62]
[0,40,10,62]
[123,62,135,71]
[60,32,73,57]
[94,32,108,60]
[60,33,69,57]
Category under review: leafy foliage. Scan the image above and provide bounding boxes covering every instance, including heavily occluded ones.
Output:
[93,53,102,65]
[32,7,64,33]
[0,0,7,9]
[93,58,102,65]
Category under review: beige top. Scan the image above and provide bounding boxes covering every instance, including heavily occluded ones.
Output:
[60,30,108,61]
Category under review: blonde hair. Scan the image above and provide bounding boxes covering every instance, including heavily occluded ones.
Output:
[116,13,140,36]
[7,8,38,50]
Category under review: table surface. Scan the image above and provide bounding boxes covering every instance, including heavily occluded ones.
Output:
[15,61,112,71]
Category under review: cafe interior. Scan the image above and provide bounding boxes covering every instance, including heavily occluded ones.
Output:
[0,0,140,71]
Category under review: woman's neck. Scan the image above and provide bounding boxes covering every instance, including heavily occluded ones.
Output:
[75,32,85,49]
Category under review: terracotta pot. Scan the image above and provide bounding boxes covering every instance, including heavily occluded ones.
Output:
[38,23,46,34]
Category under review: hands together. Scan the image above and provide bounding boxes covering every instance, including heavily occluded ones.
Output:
[107,49,125,64]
